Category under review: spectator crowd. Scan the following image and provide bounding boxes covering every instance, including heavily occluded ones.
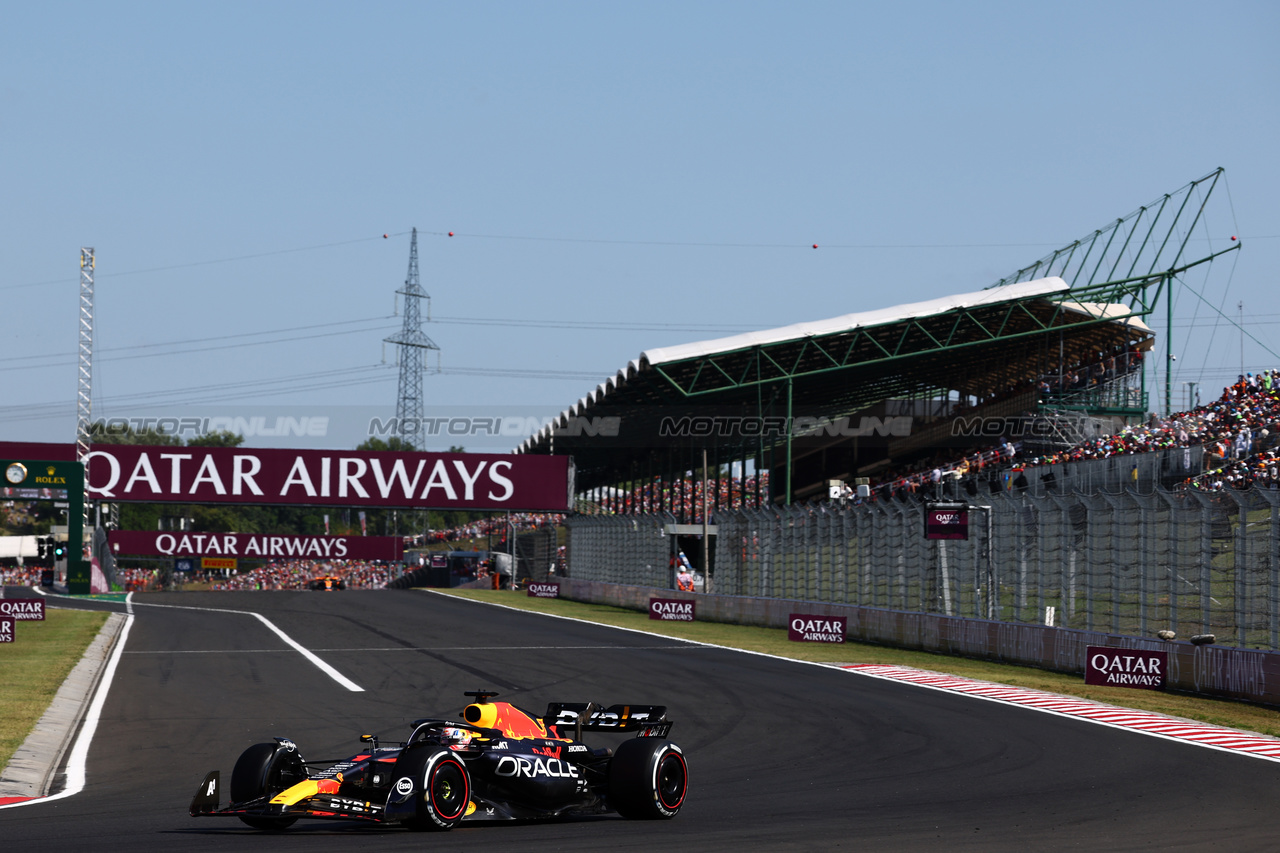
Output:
[210,559,392,590]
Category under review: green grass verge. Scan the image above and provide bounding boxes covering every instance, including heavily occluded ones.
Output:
[435,588,1280,738]
[0,608,109,769]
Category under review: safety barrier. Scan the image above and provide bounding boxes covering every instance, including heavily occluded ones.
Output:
[555,576,1280,707]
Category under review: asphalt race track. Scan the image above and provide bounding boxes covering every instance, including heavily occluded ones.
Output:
[3,590,1279,852]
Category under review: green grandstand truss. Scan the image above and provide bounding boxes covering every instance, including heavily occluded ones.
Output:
[651,169,1240,409]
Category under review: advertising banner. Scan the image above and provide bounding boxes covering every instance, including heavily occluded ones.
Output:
[788,614,846,643]
[0,599,44,621]
[0,616,13,643]
[649,597,695,622]
[53,443,572,511]
[111,530,403,561]
[527,582,560,598]
[925,507,969,540]
[1084,645,1167,689]
[201,557,238,571]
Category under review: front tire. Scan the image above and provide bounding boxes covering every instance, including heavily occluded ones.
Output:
[401,749,471,831]
[608,738,688,819]
[229,742,306,830]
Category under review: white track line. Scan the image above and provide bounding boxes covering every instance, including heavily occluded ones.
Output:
[430,591,1280,764]
[28,591,362,693]
[0,610,135,810]
[123,644,688,654]
[126,599,363,692]
[0,591,360,810]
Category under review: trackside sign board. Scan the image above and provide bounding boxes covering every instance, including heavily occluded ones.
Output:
[1084,646,1167,690]
[15,443,574,511]
[0,617,13,643]
[0,599,45,621]
[527,583,560,598]
[788,614,846,643]
[650,598,695,621]
[925,508,968,540]
[109,531,403,561]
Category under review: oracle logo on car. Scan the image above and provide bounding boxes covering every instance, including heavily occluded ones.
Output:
[788,614,846,643]
[1084,645,1167,690]
[0,599,44,621]
[650,598,695,622]
[526,582,560,599]
[494,755,579,779]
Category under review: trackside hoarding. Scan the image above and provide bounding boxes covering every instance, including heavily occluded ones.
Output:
[527,582,560,598]
[1084,646,1167,690]
[0,599,45,621]
[10,444,575,511]
[109,531,403,561]
[650,598,695,621]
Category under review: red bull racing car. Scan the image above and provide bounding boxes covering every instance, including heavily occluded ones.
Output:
[189,690,687,831]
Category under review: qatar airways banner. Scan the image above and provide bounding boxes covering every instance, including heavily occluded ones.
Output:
[58,445,572,510]
[109,530,403,561]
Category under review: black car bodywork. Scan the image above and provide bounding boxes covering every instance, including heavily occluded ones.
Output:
[189,690,688,831]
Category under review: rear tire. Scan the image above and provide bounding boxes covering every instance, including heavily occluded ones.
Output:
[401,749,471,831]
[229,742,306,830]
[608,738,687,819]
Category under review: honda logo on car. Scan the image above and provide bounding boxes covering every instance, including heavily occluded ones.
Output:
[0,599,44,620]
[1084,645,1167,689]
[527,582,560,598]
[494,755,579,779]
[788,614,846,643]
[649,598,695,621]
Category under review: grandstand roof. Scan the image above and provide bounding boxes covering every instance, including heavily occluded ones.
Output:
[519,275,1156,491]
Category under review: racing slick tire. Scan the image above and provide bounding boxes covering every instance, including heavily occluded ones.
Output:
[401,748,471,831]
[608,738,688,819]
[229,742,306,830]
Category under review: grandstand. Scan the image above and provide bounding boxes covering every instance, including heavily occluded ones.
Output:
[517,170,1240,511]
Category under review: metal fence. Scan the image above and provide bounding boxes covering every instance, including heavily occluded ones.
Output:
[566,485,1280,651]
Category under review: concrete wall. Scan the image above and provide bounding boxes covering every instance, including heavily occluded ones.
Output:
[556,577,1280,708]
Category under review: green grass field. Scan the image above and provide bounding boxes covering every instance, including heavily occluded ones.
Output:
[0,608,108,769]
[436,587,1280,738]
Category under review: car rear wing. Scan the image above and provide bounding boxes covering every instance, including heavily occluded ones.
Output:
[544,703,672,738]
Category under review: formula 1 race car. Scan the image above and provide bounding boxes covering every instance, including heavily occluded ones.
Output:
[306,576,345,591]
[189,690,687,831]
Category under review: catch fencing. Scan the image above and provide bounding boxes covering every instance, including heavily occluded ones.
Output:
[565,485,1280,651]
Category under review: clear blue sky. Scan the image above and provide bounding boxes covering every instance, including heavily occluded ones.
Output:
[3,1,1277,449]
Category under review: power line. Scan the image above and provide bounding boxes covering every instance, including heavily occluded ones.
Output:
[0,314,761,372]
[12,229,1276,293]
[0,233,407,292]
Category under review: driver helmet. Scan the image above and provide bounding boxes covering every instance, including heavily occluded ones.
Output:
[440,726,473,749]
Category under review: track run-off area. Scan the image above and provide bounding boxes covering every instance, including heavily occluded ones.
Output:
[3,589,1279,852]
